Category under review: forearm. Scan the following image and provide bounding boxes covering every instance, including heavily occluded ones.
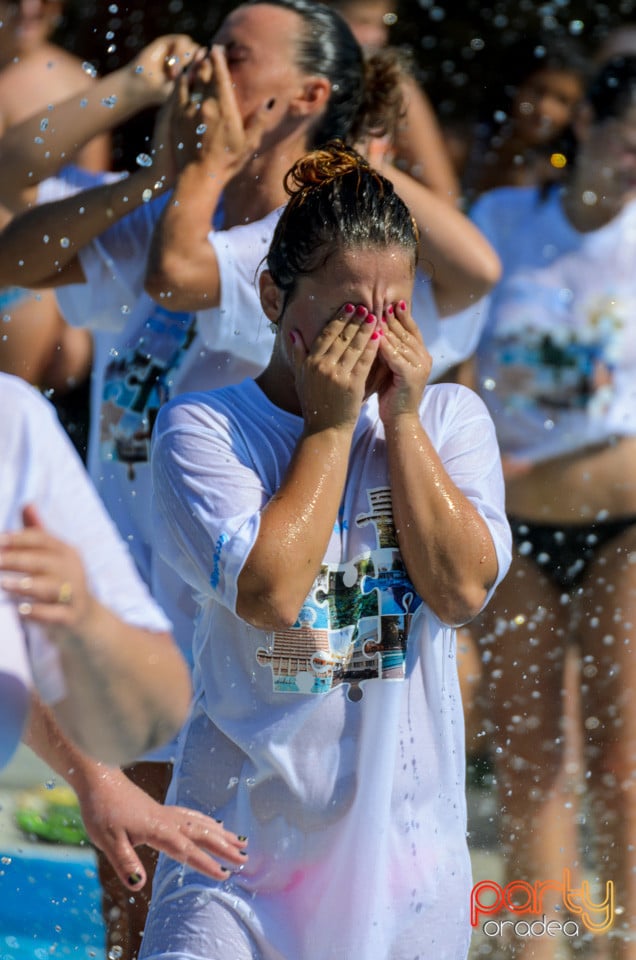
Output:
[386,413,498,625]
[237,427,352,630]
[0,64,174,211]
[24,692,113,794]
[145,162,226,309]
[51,604,191,766]
[0,167,166,288]
[386,164,501,315]
[393,77,460,203]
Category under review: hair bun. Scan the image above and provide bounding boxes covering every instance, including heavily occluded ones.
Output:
[284,140,370,198]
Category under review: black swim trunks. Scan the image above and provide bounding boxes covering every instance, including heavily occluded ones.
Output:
[509,516,636,591]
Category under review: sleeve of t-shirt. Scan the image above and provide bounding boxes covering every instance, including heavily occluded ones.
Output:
[0,599,32,768]
[151,392,266,616]
[55,192,170,334]
[423,383,512,613]
[14,379,172,633]
[197,207,282,357]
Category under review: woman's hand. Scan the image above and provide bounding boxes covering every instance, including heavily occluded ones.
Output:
[376,299,432,424]
[290,303,382,435]
[168,45,272,177]
[75,765,248,889]
[0,505,95,634]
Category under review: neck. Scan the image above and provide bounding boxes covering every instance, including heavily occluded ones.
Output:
[255,349,300,416]
[561,171,627,232]
[222,132,313,229]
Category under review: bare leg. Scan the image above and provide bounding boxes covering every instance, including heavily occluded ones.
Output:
[477,554,574,960]
[577,527,636,960]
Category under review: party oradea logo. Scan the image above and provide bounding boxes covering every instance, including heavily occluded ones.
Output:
[471,870,615,940]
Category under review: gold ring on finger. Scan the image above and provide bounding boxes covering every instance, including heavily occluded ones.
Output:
[58,582,73,605]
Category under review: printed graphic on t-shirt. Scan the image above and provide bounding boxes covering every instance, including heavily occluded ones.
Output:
[100,306,196,477]
[257,486,422,700]
[492,288,630,419]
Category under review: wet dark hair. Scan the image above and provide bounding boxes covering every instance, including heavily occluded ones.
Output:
[266,140,418,306]
[248,0,404,146]
[541,53,636,191]
[586,54,636,123]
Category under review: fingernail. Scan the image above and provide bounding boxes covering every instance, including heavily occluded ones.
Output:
[380,313,388,323]
[344,303,355,314]
[266,98,276,110]
[215,818,223,824]
[365,313,375,324]
[387,304,394,314]
[371,331,379,340]
[289,331,297,344]
[239,850,248,857]
[399,300,406,311]
[237,835,248,842]
[220,867,231,876]
[128,873,142,886]
[355,305,367,317]
[18,602,32,616]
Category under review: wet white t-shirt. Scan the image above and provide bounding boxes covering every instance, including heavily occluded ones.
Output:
[142,379,511,960]
[471,185,636,464]
[0,373,170,767]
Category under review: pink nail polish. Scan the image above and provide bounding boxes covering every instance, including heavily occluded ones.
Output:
[387,304,394,315]
[344,303,355,314]
[371,331,379,340]
[355,305,367,317]
[365,313,376,324]
[399,300,406,311]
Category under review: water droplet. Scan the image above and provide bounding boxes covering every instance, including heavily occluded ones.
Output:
[107,44,117,54]
[101,96,118,109]
[60,237,70,248]
[108,947,123,959]
[483,377,496,391]
[136,152,153,168]
[196,123,207,135]
[82,62,97,78]
[582,190,597,206]
[142,188,153,203]
[39,118,49,132]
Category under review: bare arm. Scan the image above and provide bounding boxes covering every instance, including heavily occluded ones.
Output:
[378,302,499,625]
[145,46,273,310]
[23,695,248,889]
[237,305,381,628]
[1,505,191,765]
[0,90,180,290]
[382,162,501,316]
[392,74,460,203]
[0,35,198,212]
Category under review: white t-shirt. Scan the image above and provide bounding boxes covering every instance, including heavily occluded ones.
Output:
[470,185,636,464]
[52,190,480,652]
[0,373,170,768]
[141,379,511,960]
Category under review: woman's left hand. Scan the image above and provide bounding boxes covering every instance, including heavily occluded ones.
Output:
[376,299,432,423]
[0,505,93,633]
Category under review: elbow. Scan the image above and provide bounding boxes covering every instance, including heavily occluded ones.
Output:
[237,587,302,633]
[470,248,502,302]
[144,251,190,308]
[430,579,492,628]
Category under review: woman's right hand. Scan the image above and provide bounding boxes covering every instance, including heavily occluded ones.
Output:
[290,303,382,435]
[168,45,272,178]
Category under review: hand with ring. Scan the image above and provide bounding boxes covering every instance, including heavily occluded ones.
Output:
[0,504,92,631]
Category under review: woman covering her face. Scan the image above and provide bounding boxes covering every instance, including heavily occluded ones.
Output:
[145,141,511,960]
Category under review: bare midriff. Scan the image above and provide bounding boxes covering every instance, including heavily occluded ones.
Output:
[504,434,636,523]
